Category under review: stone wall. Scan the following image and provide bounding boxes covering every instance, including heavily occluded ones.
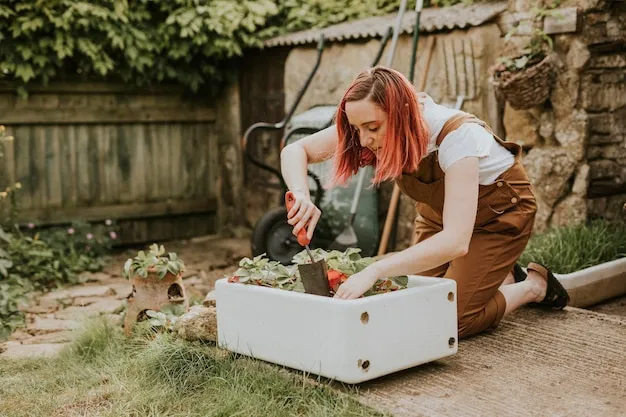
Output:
[581,0,626,220]
[501,0,626,231]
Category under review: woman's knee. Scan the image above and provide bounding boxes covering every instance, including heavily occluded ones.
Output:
[458,312,485,339]
[457,308,502,339]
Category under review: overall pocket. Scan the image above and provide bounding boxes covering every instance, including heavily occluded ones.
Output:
[475,180,522,232]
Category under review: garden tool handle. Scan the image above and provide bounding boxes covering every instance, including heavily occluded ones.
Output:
[285,191,311,247]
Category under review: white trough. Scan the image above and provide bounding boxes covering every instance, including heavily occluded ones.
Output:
[557,257,626,308]
[216,275,458,384]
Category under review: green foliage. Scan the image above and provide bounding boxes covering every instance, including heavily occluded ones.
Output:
[520,219,626,274]
[123,244,186,280]
[6,232,79,291]
[0,0,280,97]
[233,254,295,289]
[262,0,402,37]
[490,1,559,76]
[34,219,118,272]
[0,220,119,340]
[231,248,408,295]
[0,272,30,341]
[0,0,480,97]
[492,28,553,74]
[292,247,374,275]
[0,228,29,341]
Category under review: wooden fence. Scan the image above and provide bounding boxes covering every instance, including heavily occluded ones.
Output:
[0,83,221,243]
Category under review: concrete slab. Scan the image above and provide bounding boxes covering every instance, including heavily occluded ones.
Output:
[359,307,625,417]
[590,295,626,318]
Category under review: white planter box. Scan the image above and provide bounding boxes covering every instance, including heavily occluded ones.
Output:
[215,275,458,384]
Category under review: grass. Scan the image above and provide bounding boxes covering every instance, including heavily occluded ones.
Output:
[520,219,626,274]
[0,319,386,417]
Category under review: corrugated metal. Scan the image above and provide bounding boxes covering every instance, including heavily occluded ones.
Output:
[264,2,507,47]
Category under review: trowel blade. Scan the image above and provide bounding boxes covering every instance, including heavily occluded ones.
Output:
[298,260,331,297]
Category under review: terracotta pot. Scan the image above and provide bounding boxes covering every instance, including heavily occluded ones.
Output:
[123,270,189,335]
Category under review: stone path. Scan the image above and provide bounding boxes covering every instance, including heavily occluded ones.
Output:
[0,236,249,359]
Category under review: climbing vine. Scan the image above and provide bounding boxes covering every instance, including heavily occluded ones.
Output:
[0,0,473,97]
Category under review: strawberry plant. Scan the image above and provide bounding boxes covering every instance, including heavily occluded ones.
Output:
[229,254,296,290]
[229,248,408,296]
[123,244,185,280]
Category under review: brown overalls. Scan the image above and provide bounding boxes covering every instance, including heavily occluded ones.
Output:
[395,113,537,339]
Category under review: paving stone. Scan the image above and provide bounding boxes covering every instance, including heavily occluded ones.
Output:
[22,304,59,314]
[78,272,112,283]
[102,314,123,328]
[183,276,203,286]
[55,299,124,319]
[8,330,33,342]
[40,285,115,303]
[105,283,132,300]
[21,331,74,345]
[27,317,80,335]
[1,341,67,359]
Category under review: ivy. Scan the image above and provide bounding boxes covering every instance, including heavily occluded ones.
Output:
[0,0,474,98]
[0,0,280,97]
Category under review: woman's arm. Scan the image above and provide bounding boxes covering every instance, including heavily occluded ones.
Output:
[334,156,480,299]
[280,125,338,240]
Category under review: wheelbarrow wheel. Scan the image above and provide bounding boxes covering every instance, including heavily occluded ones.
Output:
[251,207,302,265]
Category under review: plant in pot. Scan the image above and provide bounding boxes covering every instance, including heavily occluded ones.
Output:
[489,27,556,110]
[122,244,188,335]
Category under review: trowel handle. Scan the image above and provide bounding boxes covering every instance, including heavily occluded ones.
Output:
[285,191,311,247]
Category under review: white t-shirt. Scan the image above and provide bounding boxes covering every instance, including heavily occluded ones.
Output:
[419,94,514,185]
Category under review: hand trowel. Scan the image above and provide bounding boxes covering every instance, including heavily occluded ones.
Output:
[285,192,331,297]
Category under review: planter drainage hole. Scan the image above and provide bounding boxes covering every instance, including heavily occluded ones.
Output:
[360,312,369,324]
[447,292,454,302]
[358,359,370,372]
[448,337,456,348]
[168,283,183,299]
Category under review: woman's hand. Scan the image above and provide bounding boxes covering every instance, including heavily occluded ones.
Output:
[286,190,321,241]
[333,267,381,300]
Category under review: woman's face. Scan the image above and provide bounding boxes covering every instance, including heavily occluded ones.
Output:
[345,98,387,158]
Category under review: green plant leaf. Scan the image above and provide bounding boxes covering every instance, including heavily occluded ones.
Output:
[0,259,12,277]
[0,228,11,243]
[123,258,132,279]
[514,56,529,69]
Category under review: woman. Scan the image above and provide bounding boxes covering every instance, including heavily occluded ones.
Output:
[280,66,569,339]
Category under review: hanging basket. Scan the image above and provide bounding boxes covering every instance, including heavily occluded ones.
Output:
[491,54,556,110]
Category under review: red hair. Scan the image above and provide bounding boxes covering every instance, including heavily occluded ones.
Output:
[331,66,430,186]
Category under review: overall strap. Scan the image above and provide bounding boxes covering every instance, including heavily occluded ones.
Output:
[436,113,488,147]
